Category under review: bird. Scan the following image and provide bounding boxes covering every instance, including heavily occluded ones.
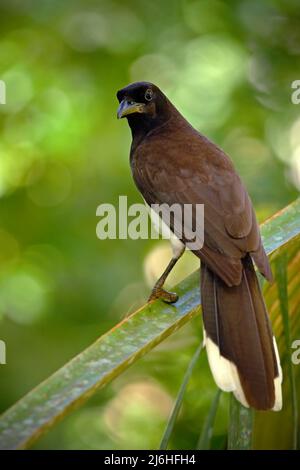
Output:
[116,81,282,411]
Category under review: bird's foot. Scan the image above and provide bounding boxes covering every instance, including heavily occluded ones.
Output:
[148,287,178,304]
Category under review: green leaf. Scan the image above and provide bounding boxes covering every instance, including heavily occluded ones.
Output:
[0,198,299,450]
[197,389,221,449]
[228,395,253,450]
[253,221,300,449]
[275,254,298,450]
[160,343,204,450]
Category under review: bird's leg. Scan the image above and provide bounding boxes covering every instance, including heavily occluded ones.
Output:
[148,257,179,303]
[148,238,185,304]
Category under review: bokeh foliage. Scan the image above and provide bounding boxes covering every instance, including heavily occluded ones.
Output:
[0,0,299,449]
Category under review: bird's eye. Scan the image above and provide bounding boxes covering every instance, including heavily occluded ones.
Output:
[144,89,153,101]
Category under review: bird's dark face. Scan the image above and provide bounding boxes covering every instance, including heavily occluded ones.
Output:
[116,82,171,134]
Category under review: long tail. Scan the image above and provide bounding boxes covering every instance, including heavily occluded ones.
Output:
[201,255,282,410]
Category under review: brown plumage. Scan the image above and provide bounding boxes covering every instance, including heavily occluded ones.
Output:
[117,81,282,410]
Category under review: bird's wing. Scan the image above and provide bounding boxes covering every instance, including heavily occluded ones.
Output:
[132,129,270,286]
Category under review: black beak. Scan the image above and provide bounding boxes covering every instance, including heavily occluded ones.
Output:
[117,99,145,119]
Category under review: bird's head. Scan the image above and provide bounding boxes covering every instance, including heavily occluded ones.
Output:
[116,82,172,135]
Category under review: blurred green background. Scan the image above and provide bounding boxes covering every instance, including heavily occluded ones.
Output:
[0,0,299,449]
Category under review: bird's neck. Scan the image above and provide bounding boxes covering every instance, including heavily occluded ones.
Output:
[127,99,179,151]
[128,114,160,141]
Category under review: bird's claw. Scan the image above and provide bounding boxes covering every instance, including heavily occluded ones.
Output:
[148,287,178,304]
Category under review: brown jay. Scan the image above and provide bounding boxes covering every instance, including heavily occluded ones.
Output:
[117,81,282,411]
